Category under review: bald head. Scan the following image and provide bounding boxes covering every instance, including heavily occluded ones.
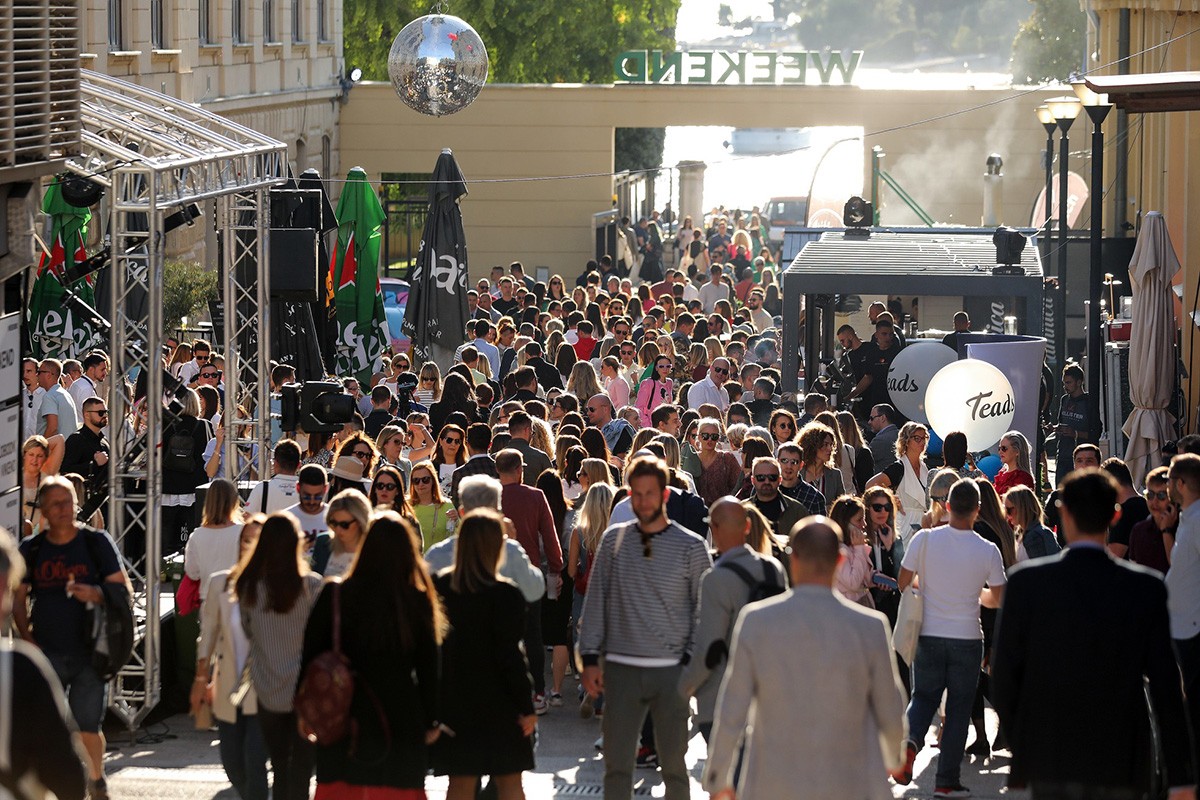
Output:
[787,516,842,586]
[709,497,749,554]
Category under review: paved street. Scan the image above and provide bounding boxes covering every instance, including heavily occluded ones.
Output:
[105,670,1028,799]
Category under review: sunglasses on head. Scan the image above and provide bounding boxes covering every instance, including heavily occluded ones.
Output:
[328,518,356,531]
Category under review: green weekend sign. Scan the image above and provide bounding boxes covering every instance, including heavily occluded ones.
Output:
[614,49,863,86]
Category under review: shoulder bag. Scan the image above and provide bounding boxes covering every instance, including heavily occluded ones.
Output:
[892,530,927,664]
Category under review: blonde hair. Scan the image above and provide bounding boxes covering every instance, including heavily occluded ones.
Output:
[567,361,603,402]
[744,504,777,556]
[325,489,373,555]
[578,458,612,487]
[418,362,442,401]
[895,421,928,459]
[576,483,616,553]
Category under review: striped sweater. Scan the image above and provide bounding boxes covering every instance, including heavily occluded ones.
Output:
[578,520,711,667]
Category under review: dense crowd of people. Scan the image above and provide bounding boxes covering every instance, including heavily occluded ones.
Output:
[5,209,1200,800]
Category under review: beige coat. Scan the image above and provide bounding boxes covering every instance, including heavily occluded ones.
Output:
[197,569,258,722]
[704,585,906,800]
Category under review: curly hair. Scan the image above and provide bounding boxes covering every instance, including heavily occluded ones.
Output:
[798,422,836,469]
[895,421,929,460]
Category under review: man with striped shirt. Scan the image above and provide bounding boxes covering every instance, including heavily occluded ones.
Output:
[580,456,712,800]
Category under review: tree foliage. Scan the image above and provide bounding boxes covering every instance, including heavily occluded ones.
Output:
[163,260,218,331]
[615,128,667,173]
[346,0,680,83]
[771,0,1033,68]
[344,0,679,172]
[1011,0,1087,83]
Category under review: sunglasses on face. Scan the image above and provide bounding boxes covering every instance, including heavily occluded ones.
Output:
[328,518,356,531]
[442,437,461,445]
[412,475,433,486]
[754,473,780,482]
[929,496,946,504]
[868,414,883,421]
[713,367,729,376]
[699,432,720,441]
[657,362,671,370]
[779,457,800,465]
[775,422,794,430]
[352,450,372,459]
[998,445,1010,452]
[911,434,928,442]
[89,409,109,416]
[300,492,325,502]
[1145,489,1170,501]
[374,482,399,492]
[195,355,210,361]
[871,503,890,512]
[201,371,220,378]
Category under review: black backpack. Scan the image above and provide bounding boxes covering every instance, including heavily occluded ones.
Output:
[720,559,785,605]
[163,420,198,473]
[24,529,134,681]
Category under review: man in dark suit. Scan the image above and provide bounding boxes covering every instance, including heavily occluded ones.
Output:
[448,423,498,507]
[506,411,552,486]
[522,341,562,391]
[992,468,1196,800]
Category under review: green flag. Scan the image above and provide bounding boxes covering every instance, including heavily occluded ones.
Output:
[28,181,103,358]
[330,167,388,384]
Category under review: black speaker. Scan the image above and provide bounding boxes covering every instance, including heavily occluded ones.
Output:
[269,228,321,301]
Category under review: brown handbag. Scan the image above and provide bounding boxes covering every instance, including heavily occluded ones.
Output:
[295,582,354,746]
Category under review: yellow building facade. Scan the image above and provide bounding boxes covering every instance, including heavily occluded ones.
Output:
[1090,0,1200,430]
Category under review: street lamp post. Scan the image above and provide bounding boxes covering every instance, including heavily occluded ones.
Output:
[1047,95,1080,377]
[1037,104,1057,230]
[1074,81,1112,445]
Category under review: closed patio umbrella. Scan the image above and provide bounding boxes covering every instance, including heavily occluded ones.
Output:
[1122,211,1180,485]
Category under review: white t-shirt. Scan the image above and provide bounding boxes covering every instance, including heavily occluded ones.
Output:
[901,524,1007,640]
[283,503,330,544]
[243,474,300,515]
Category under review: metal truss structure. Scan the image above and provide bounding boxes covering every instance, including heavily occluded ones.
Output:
[65,70,285,729]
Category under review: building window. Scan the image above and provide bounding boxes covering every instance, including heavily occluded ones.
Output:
[263,0,277,42]
[108,0,123,48]
[199,0,211,44]
[317,0,326,41]
[151,0,165,47]
[232,0,245,43]
[292,0,303,41]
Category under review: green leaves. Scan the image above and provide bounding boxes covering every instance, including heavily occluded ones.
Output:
[163,260,218,332]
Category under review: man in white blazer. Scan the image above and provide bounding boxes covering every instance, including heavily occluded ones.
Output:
[704,517,907,800]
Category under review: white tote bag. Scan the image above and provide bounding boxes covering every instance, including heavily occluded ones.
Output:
[891,532,926,663]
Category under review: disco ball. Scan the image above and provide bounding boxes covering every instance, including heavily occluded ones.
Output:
[388,14,489,117]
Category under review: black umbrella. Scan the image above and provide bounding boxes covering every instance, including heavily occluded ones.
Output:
[402,149,469,369]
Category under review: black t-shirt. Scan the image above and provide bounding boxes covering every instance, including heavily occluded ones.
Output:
[1109,495,1150,549]
[493,296,520,317]
[858,340,903,409]
[749,494,787,525]
[1056,392,1095,463]
[20,527,122,657]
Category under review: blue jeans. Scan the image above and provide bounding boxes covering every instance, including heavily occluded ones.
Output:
[905,636,982,787]
[217,710,269,800]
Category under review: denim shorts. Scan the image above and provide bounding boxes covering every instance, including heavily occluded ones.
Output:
[47,652,108,732]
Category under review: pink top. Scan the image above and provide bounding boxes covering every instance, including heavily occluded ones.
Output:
[836,543,874,603]
[606,375,631,411]
[635,376,674,427]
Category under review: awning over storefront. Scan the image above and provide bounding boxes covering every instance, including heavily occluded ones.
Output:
[1084,71,1200,113]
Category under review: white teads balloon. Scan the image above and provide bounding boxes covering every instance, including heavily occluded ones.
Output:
[924,359,1016,451]
[886,342,957,425]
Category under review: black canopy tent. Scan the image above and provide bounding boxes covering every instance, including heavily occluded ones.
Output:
[780,229,1045,394]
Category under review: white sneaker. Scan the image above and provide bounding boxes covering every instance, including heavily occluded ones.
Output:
[594,735,604,751]
[548,692,564,707]
[533,693,548,715]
